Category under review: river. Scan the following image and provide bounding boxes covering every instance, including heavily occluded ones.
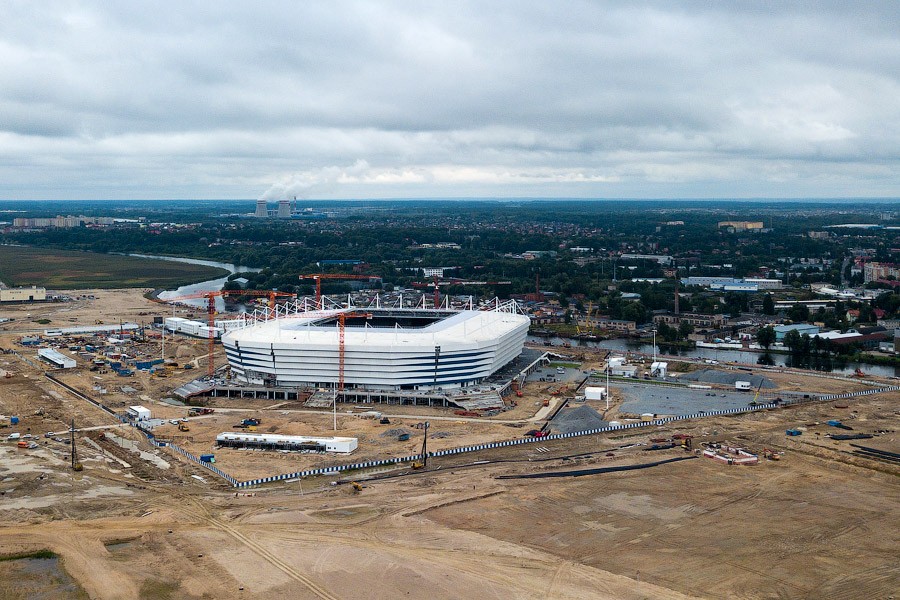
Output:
[529,335,899,378]
[129,252,897,377]
[129,254,262,311]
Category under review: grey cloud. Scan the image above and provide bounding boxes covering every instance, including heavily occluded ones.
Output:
[0,1,897,199]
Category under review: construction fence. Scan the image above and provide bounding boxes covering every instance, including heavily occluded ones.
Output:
[139,384,899,489]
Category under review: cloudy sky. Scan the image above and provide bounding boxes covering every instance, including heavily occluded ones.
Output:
[1,1,898,200]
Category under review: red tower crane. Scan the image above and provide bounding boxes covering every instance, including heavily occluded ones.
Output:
[336,312,372,396]
[298,274,377,309]
[160,289,293,377]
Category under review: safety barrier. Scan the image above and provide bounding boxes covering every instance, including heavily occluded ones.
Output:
[121,416,239,486]
[166,442,239,486]
[172,384,900,488]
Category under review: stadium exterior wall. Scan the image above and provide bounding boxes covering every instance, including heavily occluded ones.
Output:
[222,308,530,390]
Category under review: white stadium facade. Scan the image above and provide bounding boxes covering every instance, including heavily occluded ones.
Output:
[222,305,531,391]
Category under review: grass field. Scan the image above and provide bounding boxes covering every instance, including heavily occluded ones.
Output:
[0,246,228,289]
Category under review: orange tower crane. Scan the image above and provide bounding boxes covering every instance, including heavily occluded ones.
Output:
[161,289,294,377]
[298,274,376,309]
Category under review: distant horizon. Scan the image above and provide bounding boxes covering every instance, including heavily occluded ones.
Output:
[1,196,898,205]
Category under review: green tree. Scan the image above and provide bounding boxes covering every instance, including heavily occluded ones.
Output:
[756,326,776,349]
[762,293,775,315]
[621,302,647,324]
[788,303,810,322]
[783,329,801,353]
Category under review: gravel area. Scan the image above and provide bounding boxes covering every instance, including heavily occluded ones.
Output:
[550,404,608,434]
[677,368,776,388]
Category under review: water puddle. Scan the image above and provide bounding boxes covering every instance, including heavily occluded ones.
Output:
[0,553,88,599]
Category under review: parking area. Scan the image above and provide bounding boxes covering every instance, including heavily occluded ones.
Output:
[615,381,767,415]
[526,365,584,385]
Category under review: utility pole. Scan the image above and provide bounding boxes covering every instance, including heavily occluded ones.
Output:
[421,421,430,467]
[70,418,82,471]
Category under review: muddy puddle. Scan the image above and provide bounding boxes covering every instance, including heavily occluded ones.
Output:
[0,553,88,599]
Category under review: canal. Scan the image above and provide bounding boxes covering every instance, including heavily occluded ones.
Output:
[529,336,899,378]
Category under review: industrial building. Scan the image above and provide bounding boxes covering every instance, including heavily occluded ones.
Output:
[619,253,674,266]
[680,277,782,291]
[222,304,530,391]
[126,405,151,421]
[774,324,820,341]
[0,286,46,303]
[653,312,727,329]
[718,221,764,231]
[164,317,221,339]
[45,323,140,336]
[37,348,76,369]
[215,432,358,453]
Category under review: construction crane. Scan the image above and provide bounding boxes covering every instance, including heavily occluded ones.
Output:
[160,289,294,377]
[336,311,372,395]
[298,274,377,309]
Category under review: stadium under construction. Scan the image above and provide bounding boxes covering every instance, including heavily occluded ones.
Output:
[175,300,548,411]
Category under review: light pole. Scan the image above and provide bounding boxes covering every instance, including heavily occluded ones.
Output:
[605,354,611,410]
[652,329,657,364]
[433,345,441,390]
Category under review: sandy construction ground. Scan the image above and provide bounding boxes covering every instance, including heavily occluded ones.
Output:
[0,388,897,599]
[2,291,898,598]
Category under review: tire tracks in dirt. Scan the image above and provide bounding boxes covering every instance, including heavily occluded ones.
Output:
[183,498,341,600]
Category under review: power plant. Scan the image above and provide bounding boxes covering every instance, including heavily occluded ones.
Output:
[254,198,294,218]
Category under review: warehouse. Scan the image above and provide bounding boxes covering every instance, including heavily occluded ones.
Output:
[215,432,358,453]
[37,348,76,369]
[222,303,530,391]
[0,286,46,303]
